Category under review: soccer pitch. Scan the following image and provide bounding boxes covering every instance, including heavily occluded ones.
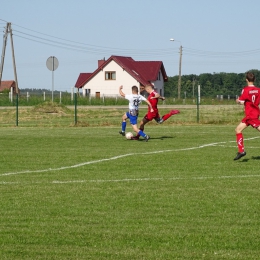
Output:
[0,125,259,259]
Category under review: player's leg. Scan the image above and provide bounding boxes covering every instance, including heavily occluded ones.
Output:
[132,116,149,140]
[119,112,128,136]
[158,110,180,124]
[234,122,247,160]
[132,124,150,142]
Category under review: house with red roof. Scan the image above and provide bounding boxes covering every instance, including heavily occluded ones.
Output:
[75,55,168,98]
[0,80,19,94]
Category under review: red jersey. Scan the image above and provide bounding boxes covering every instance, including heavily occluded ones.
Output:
[238,85,260,119]
[147,90,158,112]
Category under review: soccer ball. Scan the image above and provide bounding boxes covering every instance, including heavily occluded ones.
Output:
[125,132,133,140]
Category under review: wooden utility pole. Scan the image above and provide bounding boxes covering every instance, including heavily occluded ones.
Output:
[177,45,182,100]
[0,22,19,93]
[0,24,9,87]
[170,38,183,99]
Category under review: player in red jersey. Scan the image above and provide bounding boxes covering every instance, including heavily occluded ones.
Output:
[234,71,260,160]
[132,85,180,140]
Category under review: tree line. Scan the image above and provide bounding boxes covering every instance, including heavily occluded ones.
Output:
[164,69,260,99]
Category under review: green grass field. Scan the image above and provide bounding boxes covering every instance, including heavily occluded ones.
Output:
[0,121,260,259]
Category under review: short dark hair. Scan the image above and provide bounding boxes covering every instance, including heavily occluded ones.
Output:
[132,86,138,93]
[246,71,255,82]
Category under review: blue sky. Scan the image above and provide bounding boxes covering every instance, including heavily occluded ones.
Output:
[1,0,260,91]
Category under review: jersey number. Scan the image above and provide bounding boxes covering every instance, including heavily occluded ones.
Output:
[133,98,140,106]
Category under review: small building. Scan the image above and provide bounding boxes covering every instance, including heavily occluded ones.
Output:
[0,80,19,94]
[75,55,168,98]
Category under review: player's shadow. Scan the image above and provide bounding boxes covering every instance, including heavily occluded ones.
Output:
[251,156,260,160]
[148,136,174,140]
[238,158,249,162]
[236,156,260,162]
[137,136,174,141]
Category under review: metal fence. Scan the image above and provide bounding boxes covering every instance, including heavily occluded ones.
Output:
[0,91,239,127]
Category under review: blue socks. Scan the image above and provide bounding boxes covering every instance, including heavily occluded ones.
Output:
[122,122,126,132]
[138,130,146,138]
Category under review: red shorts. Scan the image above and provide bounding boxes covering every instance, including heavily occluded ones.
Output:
[241,117,260,128]
[144,110,160,121]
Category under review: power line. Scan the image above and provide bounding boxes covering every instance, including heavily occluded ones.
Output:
[3,19,260,72]
[8,20,260,60]
[1,19,260,59]
[12,23,178,54]
[184,47,260,57]
[13,30,177,57]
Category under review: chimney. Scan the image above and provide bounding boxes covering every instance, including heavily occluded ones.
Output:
[98,57,105,67]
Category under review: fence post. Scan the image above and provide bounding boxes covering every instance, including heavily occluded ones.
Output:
[16,93,18,126]
[74,93,77,125]
[10,87,13,103]
[197,85,200,123]
[60,91,62,104]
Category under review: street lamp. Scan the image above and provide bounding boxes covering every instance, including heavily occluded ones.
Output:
[170,38,182,99]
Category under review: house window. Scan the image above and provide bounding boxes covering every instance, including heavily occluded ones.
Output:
[105,71,116,80]
[157,72,161,80]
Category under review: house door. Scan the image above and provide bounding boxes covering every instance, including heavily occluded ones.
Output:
[95,92,100,99]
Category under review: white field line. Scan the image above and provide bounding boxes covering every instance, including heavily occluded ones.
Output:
[0,136,260,177]
[51,174,260,184]
[1,174,260,185]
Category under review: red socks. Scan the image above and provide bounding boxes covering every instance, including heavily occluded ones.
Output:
[236,133,244,153]
[162,112,171,121]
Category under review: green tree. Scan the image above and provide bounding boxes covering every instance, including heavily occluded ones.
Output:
[164,70,260,98]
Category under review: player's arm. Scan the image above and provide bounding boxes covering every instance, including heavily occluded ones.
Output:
[158,95,166,101]
[237,89,246,105]
[145,99,154,113]
[150,93,165,100]
[236,98,245,105]
[119,85,125,97]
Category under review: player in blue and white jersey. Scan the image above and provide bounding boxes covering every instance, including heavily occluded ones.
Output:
[119,85,153,141]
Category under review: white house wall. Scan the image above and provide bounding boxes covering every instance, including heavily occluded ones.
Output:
[151,71,164,96]
[82,61,139,97]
